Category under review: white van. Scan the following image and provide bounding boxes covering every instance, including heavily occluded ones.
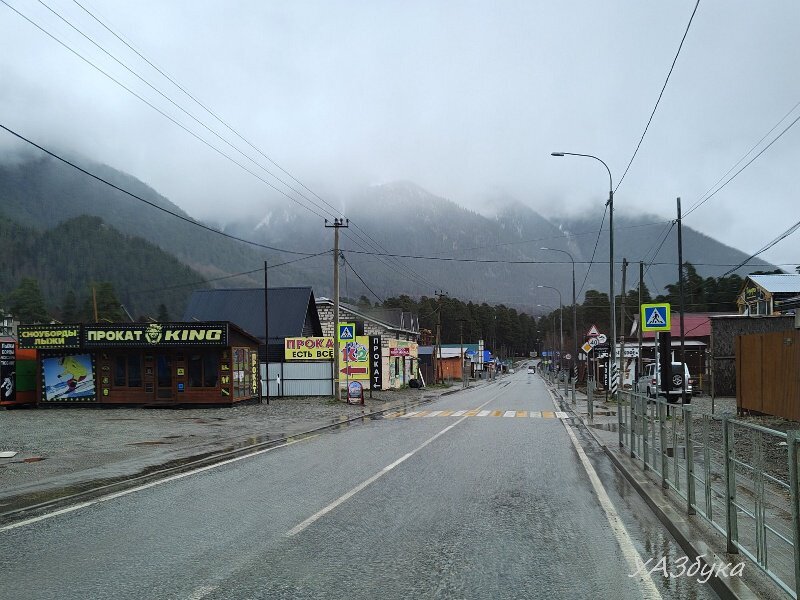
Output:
[636,362,692,402]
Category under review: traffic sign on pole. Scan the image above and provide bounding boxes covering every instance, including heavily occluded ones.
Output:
[641,303,671,332]
[586,324,600,337]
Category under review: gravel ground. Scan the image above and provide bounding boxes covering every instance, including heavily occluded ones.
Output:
[0,385,455,509]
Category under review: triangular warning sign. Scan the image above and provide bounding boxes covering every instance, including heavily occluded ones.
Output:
[646,308,666,327]
[587,324,600,337]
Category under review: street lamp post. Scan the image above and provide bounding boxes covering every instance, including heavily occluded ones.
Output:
[541,247,577,382]
[537,305,557,374]
[537,286,563,373]
[551,152,617,398]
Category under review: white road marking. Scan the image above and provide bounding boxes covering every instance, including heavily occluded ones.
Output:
[425,411,443,417]
[186,584,217,600]
[529,411,542,418]
[286,391,505,537]
[451,410,467,417]
[0,436,318,533]
[402,411,420,418]
[503,410,516,417]
[547,390,662,599]
[556,411,569,419]
[476,410,491,417]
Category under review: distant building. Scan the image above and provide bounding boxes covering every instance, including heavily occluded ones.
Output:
[183,287,323,361]
[737,274,800,316]
[316,298,420,389]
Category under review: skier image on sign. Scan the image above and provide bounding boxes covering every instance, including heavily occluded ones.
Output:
[1,373,13,398]
[58,355,88,392]
[43,354,95,401]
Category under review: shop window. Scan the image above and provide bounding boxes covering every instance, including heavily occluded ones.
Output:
[233,348,250,397]
[127,355,142,387]
[157,355,172,388]
[187,352,219,388]
[203,352,218,387]
[114,355,127,387]
[114,354,142,387]
[188,354,203,388]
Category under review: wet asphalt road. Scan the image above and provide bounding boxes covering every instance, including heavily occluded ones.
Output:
[0,372,717,599]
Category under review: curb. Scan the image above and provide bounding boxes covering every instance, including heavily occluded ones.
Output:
[548,381,758,600]
[0,389,457,525]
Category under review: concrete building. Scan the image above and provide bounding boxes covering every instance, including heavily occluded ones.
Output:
[316,299,420,389]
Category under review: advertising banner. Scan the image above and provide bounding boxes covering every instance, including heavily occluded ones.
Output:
[340,335,369,380]
[1,341,15,403]
[18,325,81,349]
[389,347,410,357]
[369,335,382,390]
[42,353,96,402]
[84,323,228,347]
[284,337,334,360]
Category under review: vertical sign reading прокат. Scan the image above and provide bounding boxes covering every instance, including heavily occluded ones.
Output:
[369,335,382,390]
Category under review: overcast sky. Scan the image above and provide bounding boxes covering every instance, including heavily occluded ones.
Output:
[1,0,798,269]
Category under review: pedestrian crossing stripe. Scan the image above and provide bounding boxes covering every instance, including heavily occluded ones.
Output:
[382,409,570,420]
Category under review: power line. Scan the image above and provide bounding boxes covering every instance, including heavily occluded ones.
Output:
[717,216,800,279]
[683,106,800,218]
[616,0,701,192]
[2,0,336,222]
[0,123,316,256]
[576,205,608,298]
[684,99,800,216]
[129,252,330,296]
[67,0,433,291]
[343,256,384,304]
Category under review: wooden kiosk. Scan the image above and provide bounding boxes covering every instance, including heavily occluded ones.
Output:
[17,322,261,406]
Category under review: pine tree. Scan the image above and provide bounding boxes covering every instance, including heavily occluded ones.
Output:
[157,303,170,321]
[61,290,78,322]
[93,282,125,322]
[7,278,49,323]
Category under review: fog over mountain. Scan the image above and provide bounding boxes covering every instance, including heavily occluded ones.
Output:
[1,157,776,316]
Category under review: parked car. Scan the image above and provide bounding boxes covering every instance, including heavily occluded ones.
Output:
[636,362,692,402]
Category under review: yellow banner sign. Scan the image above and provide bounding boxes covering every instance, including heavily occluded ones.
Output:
[340,335,370,380]
[285,337,334,360]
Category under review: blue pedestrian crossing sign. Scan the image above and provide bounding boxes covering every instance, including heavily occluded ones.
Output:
[641,303,671,332]
[338,322,356,341]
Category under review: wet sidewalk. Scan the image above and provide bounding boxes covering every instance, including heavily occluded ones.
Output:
[0,385,459,514]
[547,378,784,600]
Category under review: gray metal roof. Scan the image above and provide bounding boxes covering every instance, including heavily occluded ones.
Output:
[316,298,419,334]
[182,287,321,343]
[747,274,800,293]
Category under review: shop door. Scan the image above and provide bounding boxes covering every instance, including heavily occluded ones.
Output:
[155,354,173,402]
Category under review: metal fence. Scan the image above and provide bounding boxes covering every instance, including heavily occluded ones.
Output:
[620,390,800,597]
[260,362,333,397]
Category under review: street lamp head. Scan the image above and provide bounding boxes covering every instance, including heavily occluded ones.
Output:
[551,152,565,157]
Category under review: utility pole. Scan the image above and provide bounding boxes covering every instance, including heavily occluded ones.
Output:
[677,198,687,402]
[262,260,280,404]
[638,261,644,383]
[325,218,349,398]
[619,258,628,394]
[435,291,446,383]
[92,285,98,322]
[458,318,466,388]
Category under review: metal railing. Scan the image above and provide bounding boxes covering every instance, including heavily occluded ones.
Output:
[621,390,800,598]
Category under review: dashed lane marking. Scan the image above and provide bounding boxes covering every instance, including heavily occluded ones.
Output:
[384,409,568,420]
